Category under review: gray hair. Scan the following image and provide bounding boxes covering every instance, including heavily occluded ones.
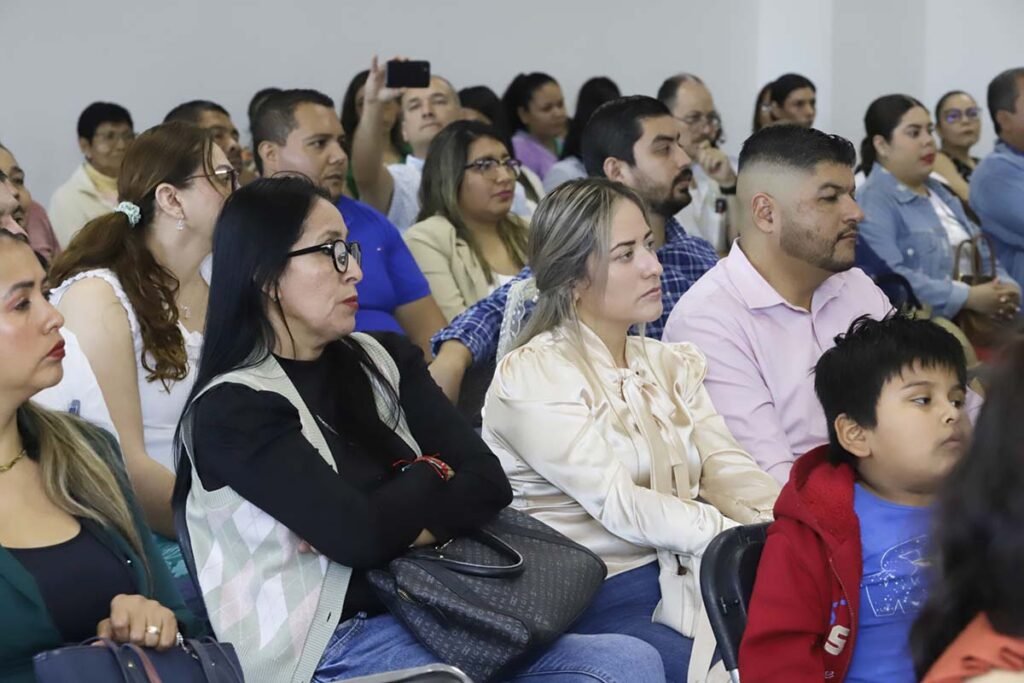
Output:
[514,177,648,349]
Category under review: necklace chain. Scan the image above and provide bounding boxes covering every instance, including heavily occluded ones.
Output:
[0,449,26,473]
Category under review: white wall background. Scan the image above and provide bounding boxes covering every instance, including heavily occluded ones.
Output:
[1,0,1020,203]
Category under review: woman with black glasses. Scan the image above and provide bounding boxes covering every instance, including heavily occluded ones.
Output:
[179,176,661,683]
[405,121,530,322]
[933,90,984,201]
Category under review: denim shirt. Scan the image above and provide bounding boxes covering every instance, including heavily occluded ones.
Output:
[970,140,1024,287]
[855,166,1012,318]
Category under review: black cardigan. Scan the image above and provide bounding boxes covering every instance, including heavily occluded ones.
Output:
[191,332,512,617]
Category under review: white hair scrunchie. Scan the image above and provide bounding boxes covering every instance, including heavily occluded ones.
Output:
[115,201,141,227]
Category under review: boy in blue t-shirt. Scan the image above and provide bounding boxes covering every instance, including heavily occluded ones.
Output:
[740,314,972,682]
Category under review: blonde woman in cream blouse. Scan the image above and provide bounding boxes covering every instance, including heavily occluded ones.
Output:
[483,178,780,682]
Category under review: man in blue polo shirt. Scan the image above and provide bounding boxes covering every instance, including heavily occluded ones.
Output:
[253,89,446,358]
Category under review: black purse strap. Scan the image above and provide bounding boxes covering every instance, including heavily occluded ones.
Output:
[77,638,149,683]
[408,528,525,578]
[187,637,245,683]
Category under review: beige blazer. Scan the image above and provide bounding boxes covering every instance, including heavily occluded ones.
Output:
[482,323,780,639]
[404,215,526,322]
[48,164,116,246]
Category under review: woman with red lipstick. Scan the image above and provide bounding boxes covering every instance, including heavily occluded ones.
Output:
[44,122,236,607]
[855,94,1020,322]
[178,176,660,683]
[482,179,780,682]
[405,120,529,322]
[0,229,196,683]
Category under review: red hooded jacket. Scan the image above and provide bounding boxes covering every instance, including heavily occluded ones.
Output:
[739,446,863,682]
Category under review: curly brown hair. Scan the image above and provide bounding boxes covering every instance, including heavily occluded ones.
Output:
[49,121,216,385]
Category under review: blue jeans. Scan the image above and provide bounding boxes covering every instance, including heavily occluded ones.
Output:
[569,562,693,682]
[313,611,664,683]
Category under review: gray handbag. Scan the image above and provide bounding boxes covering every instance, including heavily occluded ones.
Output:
[367,508,607,682]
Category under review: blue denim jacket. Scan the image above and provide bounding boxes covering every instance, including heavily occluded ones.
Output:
[970,140,1024,287]
[855,166,1013,317]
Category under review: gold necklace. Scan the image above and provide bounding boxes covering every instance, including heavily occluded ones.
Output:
[0,449,26,473]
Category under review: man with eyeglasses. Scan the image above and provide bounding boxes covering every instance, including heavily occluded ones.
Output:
[970,67,1024,287]
[48,101,135,246]
[352,56,532,232]
[254,88,446,360]
[164,100,256,186]
[657,73,738,254]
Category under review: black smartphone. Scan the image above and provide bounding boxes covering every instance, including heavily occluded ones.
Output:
[385,60,431,89]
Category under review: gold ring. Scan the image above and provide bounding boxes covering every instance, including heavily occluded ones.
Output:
[146,625,161,636]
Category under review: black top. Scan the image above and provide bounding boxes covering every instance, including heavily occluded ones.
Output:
[191,332,511,619]
[9,521,138,642]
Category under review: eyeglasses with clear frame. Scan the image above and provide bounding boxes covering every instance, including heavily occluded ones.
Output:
[286,239,362,274]
[92,130,136,147]
[942,107,983,125]
[186,168,240,193]
[463,157,523,178]
[676,111,722,130]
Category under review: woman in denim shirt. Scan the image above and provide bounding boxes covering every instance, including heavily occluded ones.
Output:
[855,94,1020,319]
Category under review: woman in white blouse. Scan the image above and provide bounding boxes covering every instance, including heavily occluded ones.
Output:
[483,178,780,682]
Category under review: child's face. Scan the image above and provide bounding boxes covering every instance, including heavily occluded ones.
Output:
[857,362,971,504]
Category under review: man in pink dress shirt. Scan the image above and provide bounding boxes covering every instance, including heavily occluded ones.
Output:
[663,125,892,484]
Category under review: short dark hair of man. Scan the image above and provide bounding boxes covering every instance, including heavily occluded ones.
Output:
[986,67,1024,135]
[769,73,816,106]
[814,314,968,468]
[654,73,705,111]
[163,100,230,125]
[77,102,133,141]
[581,96,672,177]
[250,89,334,175]
[738,123,856,174]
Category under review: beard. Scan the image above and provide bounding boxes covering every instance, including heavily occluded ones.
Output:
[779,213,856,274]
[634,168,693,219]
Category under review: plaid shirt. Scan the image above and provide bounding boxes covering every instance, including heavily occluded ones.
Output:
[431,217,719,365]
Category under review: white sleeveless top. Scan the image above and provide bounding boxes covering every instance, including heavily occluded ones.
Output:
[49,268,203,472]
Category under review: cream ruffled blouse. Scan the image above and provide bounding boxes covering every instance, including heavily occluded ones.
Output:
[482,322,779,583]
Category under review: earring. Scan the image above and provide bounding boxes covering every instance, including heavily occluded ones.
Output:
[176,217,185,231]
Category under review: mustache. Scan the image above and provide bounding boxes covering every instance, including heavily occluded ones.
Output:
[674,167,693,186]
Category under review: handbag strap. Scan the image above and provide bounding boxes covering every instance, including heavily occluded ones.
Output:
[188,638,246,683]
[973,233,998,278]
[121,643,163,683]
[409,527,525,578]
[953,238,974,281]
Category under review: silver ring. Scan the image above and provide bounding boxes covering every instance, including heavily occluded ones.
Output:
[145,625,161,636]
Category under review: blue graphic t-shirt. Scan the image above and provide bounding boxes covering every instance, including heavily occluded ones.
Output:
[845,484,933,683]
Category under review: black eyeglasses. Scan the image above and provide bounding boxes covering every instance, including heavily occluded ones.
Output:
[464,157,523,178]
[286,239,361,274]
[186,168,240,192]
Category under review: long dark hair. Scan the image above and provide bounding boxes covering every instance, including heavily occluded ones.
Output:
[910,338,1024,678]
[502,72,558,133]
[49,121,216,386]
[860,94,925,176]
[417,121,527,284]
[188,176,398,433]
[562,77,620,160]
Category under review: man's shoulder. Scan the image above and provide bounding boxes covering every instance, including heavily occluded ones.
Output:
[674,258,736,310]
[336,196,399,233]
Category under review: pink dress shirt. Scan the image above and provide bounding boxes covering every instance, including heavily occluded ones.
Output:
[662,241,893,484]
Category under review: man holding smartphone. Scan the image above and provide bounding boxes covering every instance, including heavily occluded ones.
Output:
[352,56,530,231]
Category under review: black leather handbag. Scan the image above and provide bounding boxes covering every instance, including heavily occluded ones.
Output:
[33,636,244,683]
[368,508,607,682]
